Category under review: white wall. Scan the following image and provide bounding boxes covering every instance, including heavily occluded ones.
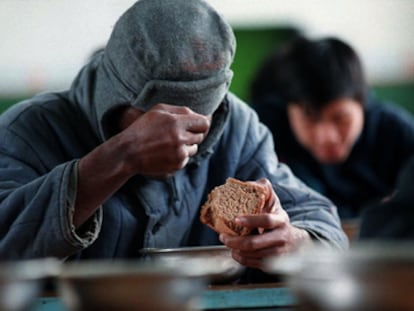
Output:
[0,0,413,96]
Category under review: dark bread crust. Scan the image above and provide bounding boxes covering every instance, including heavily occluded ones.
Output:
[200,177,267,236]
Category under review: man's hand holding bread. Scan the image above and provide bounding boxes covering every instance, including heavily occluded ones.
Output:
[201,178,312,270]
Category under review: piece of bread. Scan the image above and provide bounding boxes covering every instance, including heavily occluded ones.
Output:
[200,177,268,236]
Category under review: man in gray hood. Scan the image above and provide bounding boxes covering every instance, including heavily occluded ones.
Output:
[0,0,347,275]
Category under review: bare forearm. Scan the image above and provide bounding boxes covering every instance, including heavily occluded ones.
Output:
[73,137,134,227]
[72,105,210,227]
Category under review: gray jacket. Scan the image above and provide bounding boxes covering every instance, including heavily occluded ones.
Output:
[0,58,348,260]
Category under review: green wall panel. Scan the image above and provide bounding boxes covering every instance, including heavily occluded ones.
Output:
[0,97,24,114]
[372,82,414,115]
[230,27,299,103]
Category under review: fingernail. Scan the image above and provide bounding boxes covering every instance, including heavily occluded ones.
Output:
[235,217,244,225]
[219,234,224,243]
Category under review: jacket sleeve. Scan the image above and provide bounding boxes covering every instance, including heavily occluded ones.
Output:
[269,164,349,250]
[0,127,101,260]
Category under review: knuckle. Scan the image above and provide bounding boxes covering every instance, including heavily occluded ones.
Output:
[175,145,188,160]
[278,233,289,245]
[262,215,275,228]
[242,238,259,251]
[167,129,185,147]
[167,147,187,168]
[152,103,166,110]
[168,120,181,134]
[179,106,192,114]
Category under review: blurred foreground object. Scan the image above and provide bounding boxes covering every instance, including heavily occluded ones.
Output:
[265,243,414,311]
[58,260,213,311]
[141,245,244,284]
[0,258,60,311]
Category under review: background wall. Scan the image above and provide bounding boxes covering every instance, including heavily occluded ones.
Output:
[0,0,413,113]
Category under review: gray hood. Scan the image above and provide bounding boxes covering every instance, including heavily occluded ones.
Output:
[93,0,236,140]
[68,53,231,163]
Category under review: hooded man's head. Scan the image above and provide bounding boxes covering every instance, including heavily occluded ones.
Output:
[94,0,236,140]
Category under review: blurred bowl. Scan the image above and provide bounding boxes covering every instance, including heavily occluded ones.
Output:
[140,245,245,284]
[0,258,60,311]
[264,242,414,311]
[58,260,209,311]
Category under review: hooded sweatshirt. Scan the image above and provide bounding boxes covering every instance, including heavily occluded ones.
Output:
[0,0,347,260]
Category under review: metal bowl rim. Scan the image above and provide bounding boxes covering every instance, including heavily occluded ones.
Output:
[140,245,230,255]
